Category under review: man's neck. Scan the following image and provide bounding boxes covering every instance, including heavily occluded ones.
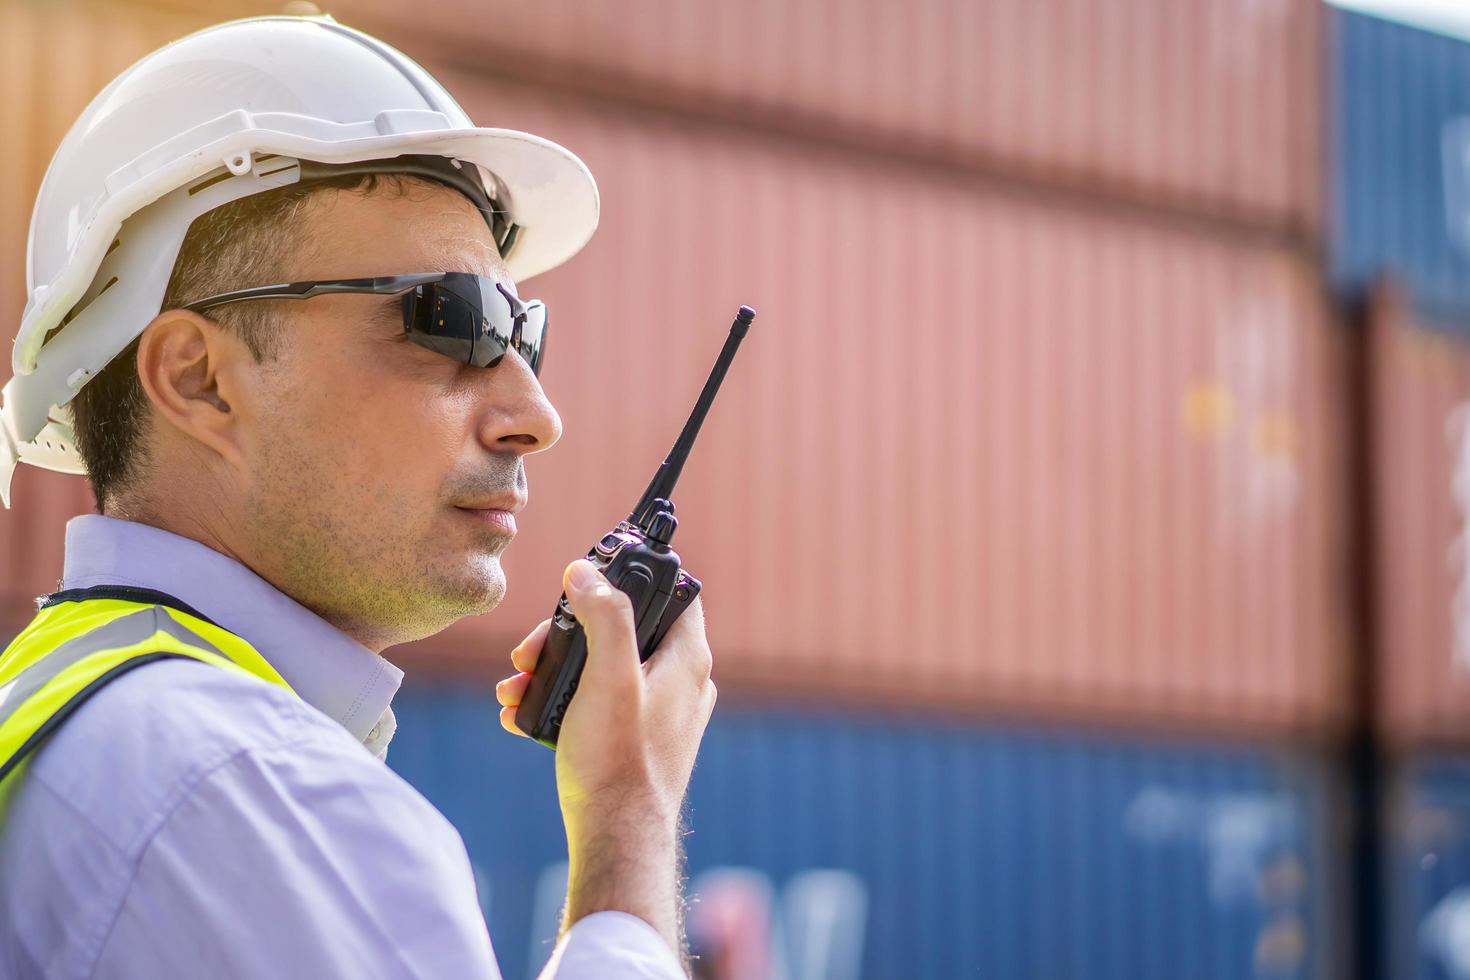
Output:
[95,503,396,653]
[107,500,248,571]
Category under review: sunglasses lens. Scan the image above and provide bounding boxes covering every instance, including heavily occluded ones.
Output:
[402,275,545,375]
[520,302,548,375]
[401,284,477,363]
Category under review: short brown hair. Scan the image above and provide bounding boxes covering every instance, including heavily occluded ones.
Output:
[70,173,410,511]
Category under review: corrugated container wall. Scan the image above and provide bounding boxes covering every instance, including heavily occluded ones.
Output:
[0,0,1352,735]
[414,66,1354,736]
[129,0,1325,233]
[389,695,1343,980]
[1331,8,1470,327]
[1384,756,1470,980]
[1365,285,1470,747]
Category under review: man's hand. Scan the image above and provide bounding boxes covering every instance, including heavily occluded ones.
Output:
[495,558,717,957]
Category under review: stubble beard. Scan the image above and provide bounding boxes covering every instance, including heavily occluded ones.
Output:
[241,438,522,647]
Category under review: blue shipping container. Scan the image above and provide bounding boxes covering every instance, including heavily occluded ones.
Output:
[1387,756,1470,980]
[1331,9,1470,327]
[387,692,1338,980]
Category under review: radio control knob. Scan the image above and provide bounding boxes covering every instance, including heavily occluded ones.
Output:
[646,511,678,546]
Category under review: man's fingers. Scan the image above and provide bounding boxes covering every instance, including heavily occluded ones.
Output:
[646,595,713,684]
[561,559,640,696]
[499,704,528,737]
[511,619,552,674]
[495,671,532,708]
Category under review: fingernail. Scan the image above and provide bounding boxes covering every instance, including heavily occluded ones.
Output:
[568,560,598,591]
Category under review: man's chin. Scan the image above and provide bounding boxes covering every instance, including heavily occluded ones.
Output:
[378,555,507,648]
[444,556,507,616]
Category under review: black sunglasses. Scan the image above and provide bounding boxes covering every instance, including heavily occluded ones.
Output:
[182,272,548,375]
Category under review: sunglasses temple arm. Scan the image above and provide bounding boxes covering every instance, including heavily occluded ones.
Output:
[296,276,441,297]
[185,275,444,311]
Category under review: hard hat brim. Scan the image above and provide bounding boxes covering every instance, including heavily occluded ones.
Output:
[409,127,602,284]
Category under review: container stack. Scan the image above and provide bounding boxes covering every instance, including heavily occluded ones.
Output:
[1331,8,1470,977]
[0,1,1408,977]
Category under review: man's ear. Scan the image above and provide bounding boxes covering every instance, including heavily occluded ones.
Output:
[134,310,256,470]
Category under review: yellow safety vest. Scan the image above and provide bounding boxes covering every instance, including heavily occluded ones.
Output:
[0,586,297,786]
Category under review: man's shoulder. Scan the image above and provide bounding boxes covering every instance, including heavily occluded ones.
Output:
[13,655,361,852]
[0,656,391,976]
[0,648,491,978]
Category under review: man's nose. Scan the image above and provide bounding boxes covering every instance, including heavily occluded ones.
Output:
[475,349,562,454]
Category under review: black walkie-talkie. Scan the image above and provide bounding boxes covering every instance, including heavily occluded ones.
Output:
[516,306,755,749]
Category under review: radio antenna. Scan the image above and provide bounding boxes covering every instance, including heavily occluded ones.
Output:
[629,305,755,530]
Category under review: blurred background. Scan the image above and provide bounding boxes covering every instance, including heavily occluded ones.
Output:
[8,0,1470,976]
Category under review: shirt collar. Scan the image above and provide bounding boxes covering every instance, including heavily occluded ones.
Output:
[59,515,403,747]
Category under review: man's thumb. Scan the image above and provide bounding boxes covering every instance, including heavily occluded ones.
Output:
[562,559,640,692]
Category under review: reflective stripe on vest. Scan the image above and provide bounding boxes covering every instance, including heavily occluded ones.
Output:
[0,589,296,785]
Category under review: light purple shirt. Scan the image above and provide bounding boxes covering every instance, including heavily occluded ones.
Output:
[0,515,683,979]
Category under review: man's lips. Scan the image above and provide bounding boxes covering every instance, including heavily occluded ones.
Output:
[453,495,525,535]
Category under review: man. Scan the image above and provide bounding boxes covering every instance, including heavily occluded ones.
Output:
[0,15,713,979]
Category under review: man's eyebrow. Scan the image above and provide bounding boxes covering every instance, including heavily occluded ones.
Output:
[424,239,509,278]
[419,264,512,284]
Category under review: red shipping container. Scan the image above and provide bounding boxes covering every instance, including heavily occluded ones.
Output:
[391,69,1352,737]
[1366,286,1470,747]
[65,0,1323,232]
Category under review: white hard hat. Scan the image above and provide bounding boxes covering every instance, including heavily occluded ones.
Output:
[0,14,599,505]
